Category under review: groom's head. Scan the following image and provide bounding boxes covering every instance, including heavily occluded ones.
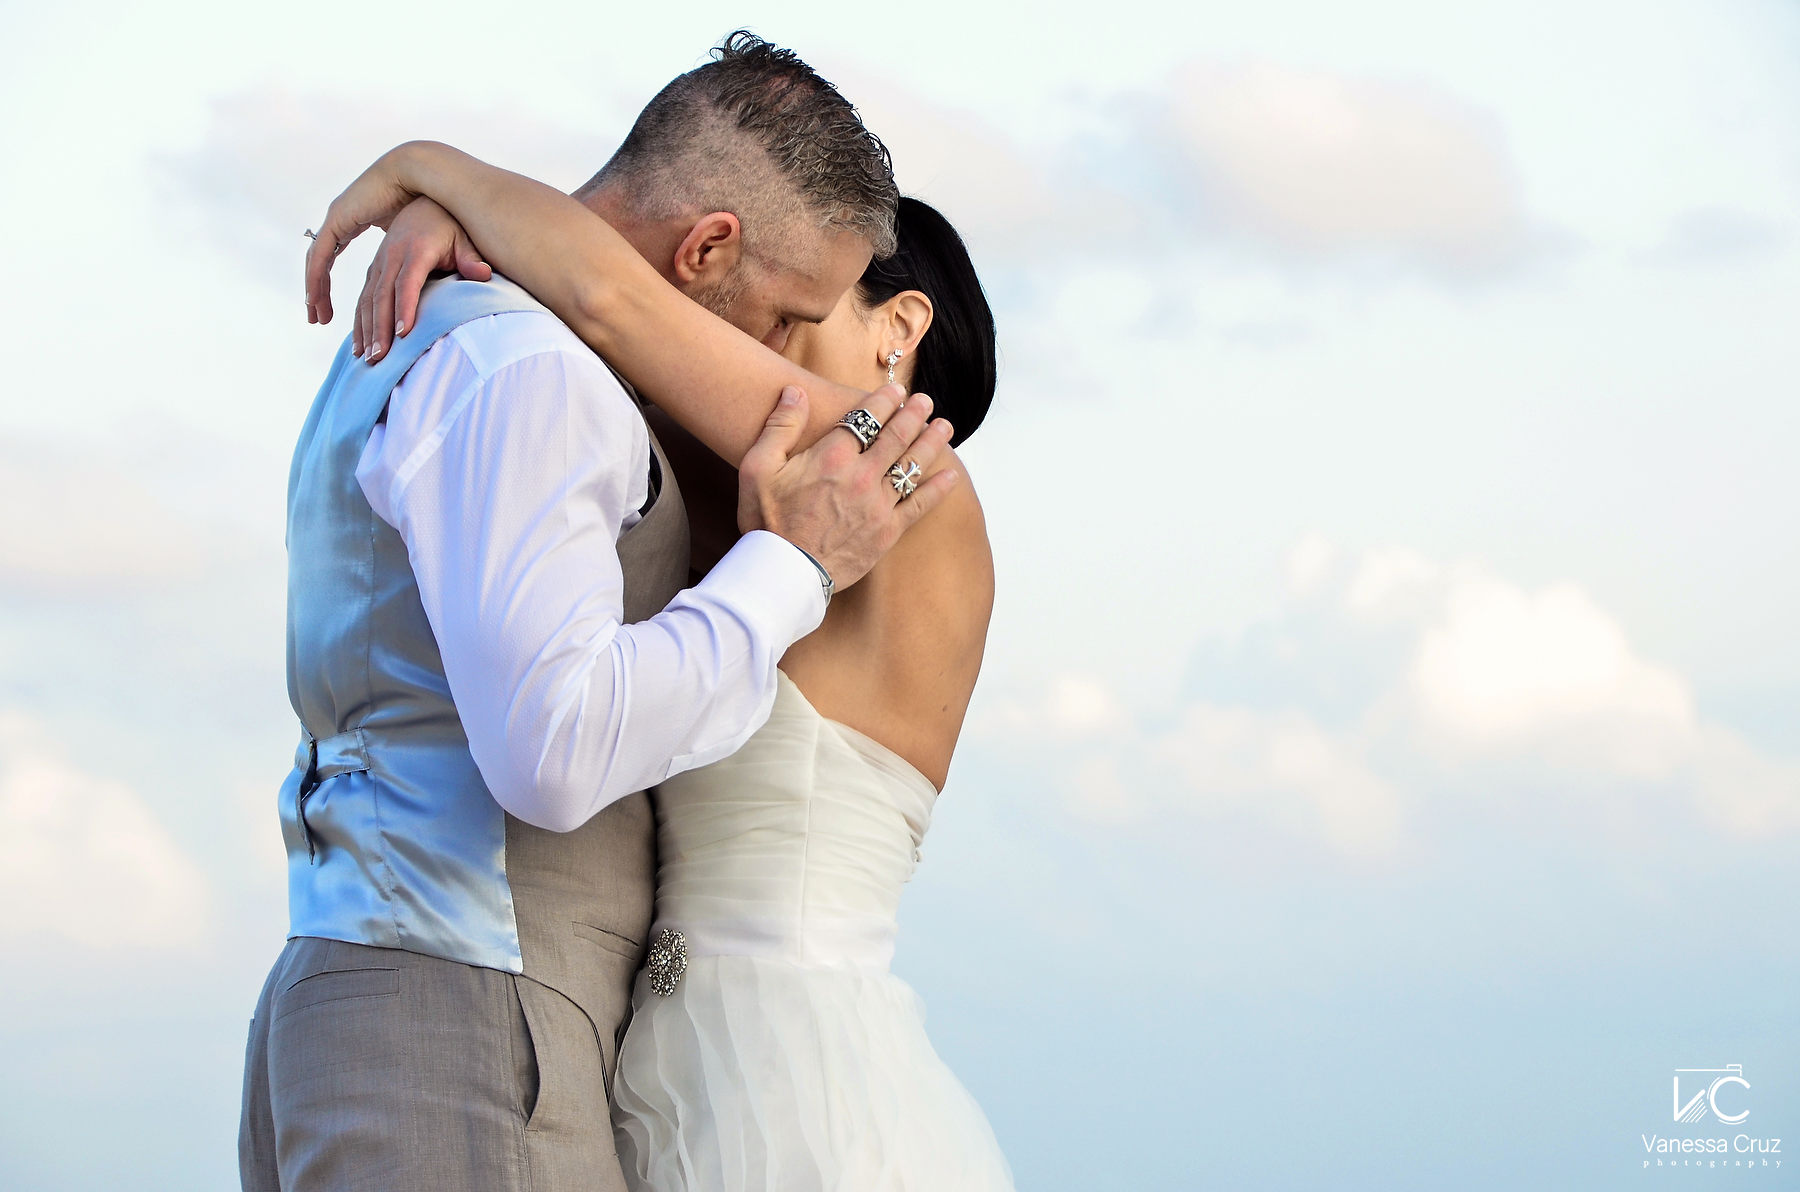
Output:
[576,31,898,352]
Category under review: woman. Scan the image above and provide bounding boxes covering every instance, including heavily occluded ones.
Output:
[307,143,1011,1190]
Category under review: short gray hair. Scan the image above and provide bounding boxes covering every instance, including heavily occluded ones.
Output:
[580,31,899,261]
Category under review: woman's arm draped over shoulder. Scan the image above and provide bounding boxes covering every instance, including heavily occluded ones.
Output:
[391,141,872,467]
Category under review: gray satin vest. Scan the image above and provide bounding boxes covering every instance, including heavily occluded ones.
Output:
[279,274,690,1013]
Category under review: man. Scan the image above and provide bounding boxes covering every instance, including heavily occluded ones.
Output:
[241,33,945,1191]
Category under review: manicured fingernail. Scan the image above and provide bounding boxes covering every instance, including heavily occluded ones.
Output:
[395,319,407,337]
[779,387,801,406]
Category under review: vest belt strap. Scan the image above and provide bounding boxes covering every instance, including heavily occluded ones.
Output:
[293,727,371,863]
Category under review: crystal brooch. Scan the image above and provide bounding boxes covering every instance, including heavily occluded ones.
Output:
[645,928,688,997]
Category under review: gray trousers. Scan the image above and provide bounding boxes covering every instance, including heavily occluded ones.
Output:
[239,936,628,1191]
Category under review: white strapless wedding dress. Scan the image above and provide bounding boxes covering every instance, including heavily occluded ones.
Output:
[611,672,1015,1191]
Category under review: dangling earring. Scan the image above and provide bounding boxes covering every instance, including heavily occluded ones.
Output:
[885,349,903,384]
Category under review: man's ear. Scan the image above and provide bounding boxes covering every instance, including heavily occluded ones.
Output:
[880,290,935,364]
[671,212,743,287]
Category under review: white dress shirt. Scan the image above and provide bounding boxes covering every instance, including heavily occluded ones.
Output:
[355,309,826,833]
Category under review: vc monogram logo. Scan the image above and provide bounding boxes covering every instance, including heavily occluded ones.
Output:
[1674,1065,1750,1125]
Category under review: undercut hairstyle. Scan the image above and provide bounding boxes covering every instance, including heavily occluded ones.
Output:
[579,31,899,262]
[857,197,997,447]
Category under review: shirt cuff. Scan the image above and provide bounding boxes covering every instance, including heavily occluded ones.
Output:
[695,528,830,645]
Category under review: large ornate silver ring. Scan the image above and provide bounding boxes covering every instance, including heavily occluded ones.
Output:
[837,408,883,452]
[886,459,922,500]
[645,928,688,997]
[303,228,319,240]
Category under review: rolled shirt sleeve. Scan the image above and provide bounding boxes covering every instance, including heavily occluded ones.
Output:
[357,310,825,832]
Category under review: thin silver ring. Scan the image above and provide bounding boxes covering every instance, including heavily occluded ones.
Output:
[303,228,319,240]
[837,408,883,452]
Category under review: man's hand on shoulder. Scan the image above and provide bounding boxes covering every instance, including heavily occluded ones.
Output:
[737,383,959,593]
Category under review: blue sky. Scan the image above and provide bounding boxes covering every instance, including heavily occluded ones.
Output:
[1,1,1796,1188]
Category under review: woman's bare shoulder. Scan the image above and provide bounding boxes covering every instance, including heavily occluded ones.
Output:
[782,449,994,787]
[879,449,994,629]
[912,449,991,567]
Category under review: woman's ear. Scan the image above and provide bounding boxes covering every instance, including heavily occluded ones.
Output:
[880,290,934,366]
[672,212,742,286]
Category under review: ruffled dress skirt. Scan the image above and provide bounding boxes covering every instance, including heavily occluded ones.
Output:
[612,673,1014,1190]
[611,956,1015,1191]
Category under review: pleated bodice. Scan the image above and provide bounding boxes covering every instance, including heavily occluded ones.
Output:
[648,671,937,971]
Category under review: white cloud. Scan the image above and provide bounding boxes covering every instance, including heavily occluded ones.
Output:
[1163,61,1538,273]
[1351,545,1795,834]
[854,58,1558,283]
[974,536,1800,855]
[1638,205,1787,267]
[844,70,1159,274]
[1155,702,1403,858]
[1042,675,1130,737]
[1689,722,1800,836]
[1283,531,1339,597]
[1407,568,1698,778]
[0,435,207,593]
[977,673,1128,740]
[1061,753,1146,826]
[977,675,1404,859]
[0,712,212,949]
[1343,545,1441,623]
[158,88,621,292]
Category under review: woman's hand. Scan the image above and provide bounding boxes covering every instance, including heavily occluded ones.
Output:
[303,142,493,355]
[303,145,422,326]
[348,197,492,361]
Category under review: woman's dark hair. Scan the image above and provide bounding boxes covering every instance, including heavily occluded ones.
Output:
[855,197,996,446]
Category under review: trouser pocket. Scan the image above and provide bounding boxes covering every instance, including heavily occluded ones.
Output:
[274,965,401,1020]
[511,975,609,1137]
[265,939,536,1190]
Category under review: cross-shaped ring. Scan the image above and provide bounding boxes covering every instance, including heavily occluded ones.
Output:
[886,459,922,500]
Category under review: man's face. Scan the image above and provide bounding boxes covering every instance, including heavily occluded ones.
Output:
[693,227,874,355]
